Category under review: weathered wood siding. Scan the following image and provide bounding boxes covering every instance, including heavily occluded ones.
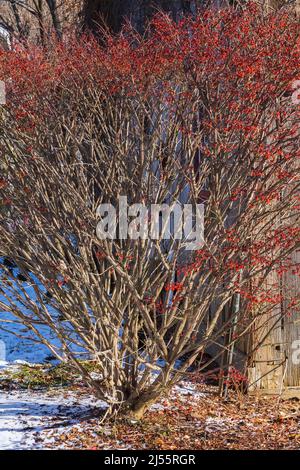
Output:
[283,249,300,387]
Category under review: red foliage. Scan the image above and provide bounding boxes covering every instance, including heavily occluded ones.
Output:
[0,3,299,127]
[1,2,300,335]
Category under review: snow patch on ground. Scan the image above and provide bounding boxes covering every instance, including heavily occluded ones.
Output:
[0,360,37,371]
[0,390,107,450]
[173,382,207,400]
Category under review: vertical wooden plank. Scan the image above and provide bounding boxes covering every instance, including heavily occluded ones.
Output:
[283,249,300,387]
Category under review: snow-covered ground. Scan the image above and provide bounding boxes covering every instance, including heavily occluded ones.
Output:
[0,382,206,449]
[0,316,104,450]
[0,388,106,450]
[0,357,209,450]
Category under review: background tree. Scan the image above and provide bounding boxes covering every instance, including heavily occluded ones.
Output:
[0,0,82,43]
[83,0,203,33]
[82,0,300,34]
